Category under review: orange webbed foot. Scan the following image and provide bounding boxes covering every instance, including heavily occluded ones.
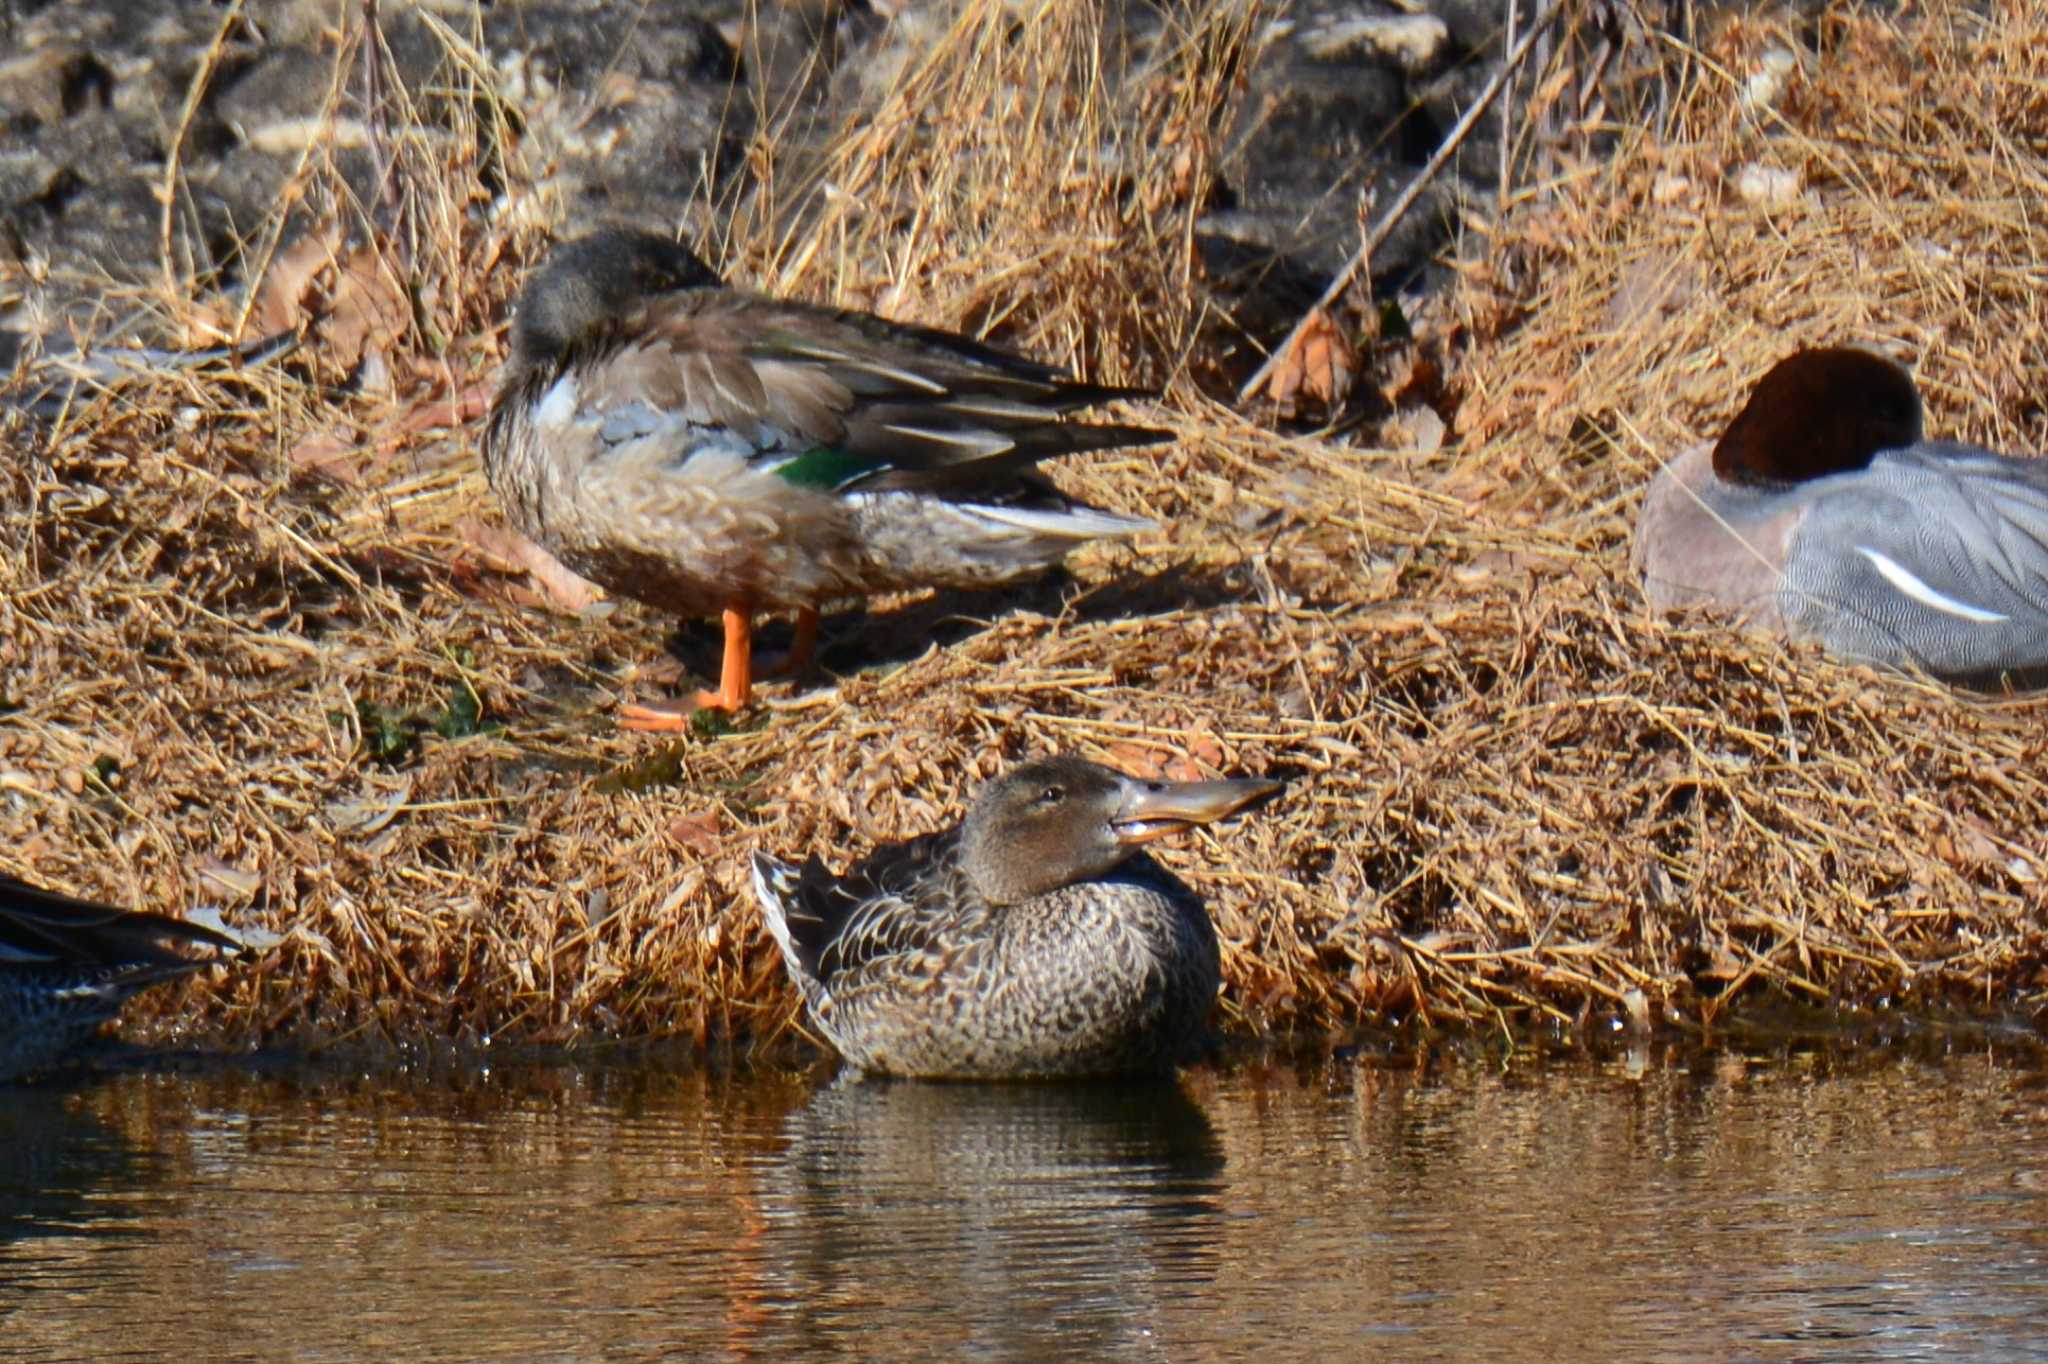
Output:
[619,602,755,728]
[618,699,702,732]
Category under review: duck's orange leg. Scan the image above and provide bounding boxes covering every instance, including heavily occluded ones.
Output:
[756,606,819,678]
[695,603,756,711]
[619,602,754,730]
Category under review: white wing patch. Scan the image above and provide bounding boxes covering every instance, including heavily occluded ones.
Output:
[1855,545,2011,623]
[534,374,579,431]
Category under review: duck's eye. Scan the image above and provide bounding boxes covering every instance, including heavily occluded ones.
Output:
[1038,784,1064,804]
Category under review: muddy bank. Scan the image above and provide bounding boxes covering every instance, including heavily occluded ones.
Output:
[3,0,2045,1058]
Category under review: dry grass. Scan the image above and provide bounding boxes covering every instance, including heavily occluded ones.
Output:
[5,0,2048,1057]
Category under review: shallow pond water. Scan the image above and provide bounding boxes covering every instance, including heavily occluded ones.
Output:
[5,1039,2048,1361]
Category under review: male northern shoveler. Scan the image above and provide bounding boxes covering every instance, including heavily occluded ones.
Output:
[750,756,1280,1080]
[482,229,1165,726]
[1,874,244,1082]
[1634,346,2048,686]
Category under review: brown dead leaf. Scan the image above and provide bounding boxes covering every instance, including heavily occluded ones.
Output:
[1382,347,1444,411]
[1179,730,1226,777]
[288,385,493,488]
[379,382,493,442]
[1103,743,1171,779]
[288,428,365,484]
[1959,816,2004,867]
[323,246,411,373]
[667,809,725,855]
[194,858,263,901]
[251,223,410,378]
[1101,739,1219,782]
[1253,306,1357,415]
[254,221,346,336]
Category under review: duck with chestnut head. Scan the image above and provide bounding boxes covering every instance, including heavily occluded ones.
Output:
[0,874,245,1082]
[482,229,1165,726]
[749,756,1281,1080]
[1633,346,2048,686]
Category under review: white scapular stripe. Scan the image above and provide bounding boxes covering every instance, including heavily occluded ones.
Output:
[1856,545,2011,623]
[879,423,1016,459]
[963,503,1158,538]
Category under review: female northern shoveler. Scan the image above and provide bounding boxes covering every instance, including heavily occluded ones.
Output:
[482,229,1164,726]
[1634,346,2048,686]
[750,756,1280,1080]
[1,874,244,1082]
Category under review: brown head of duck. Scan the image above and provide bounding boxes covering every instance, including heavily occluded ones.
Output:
[957,756,1282,904]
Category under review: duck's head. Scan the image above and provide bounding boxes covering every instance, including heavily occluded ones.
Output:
[1712,346,1924,487]
[508,228,722,368]
[957,756,1282,906]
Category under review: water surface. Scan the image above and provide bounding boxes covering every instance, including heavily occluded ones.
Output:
[5,1041,2048,1360]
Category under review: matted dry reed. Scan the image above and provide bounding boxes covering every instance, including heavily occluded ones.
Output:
[4,0,2047,1057]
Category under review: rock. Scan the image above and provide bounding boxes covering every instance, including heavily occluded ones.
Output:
[1214,43,1412,283]
[1733,161,1801,207]
[0,0,1652,420]
[1204,0,1480,357]
[214,47,339,136]
[1740,45,1799,111]
[482,3,747,237]
[1301,14,1450,72]
[0,46,115,128]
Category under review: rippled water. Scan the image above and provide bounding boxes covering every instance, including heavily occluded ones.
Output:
[5,1040,2048,1360]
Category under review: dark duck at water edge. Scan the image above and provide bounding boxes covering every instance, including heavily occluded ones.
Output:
[482,229,1167,726]
[0,874,245,1082]
[1633,346,2048,686]
[750,756,1281,1080]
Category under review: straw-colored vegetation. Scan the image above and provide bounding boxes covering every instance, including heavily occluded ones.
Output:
[4,0,2047,1056]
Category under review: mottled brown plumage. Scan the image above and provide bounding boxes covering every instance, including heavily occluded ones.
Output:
[750,757,1281,1080]
[482,229,1166,721]
[0,874,244,1082]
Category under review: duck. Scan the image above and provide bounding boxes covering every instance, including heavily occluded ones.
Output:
[749,755,1280,1080]
[482,229,1166,726]
[1,873,245,1082]
[1633,346,2048,686]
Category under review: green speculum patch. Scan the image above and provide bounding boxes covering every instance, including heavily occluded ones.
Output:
[772,445,881,492]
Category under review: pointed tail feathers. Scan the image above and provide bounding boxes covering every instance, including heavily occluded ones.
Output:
[750,853,806,975]
[0,875,246,969]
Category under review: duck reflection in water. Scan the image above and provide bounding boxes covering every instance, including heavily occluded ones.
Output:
[739,1075,1225,1356]
[0,1084,155,1250]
